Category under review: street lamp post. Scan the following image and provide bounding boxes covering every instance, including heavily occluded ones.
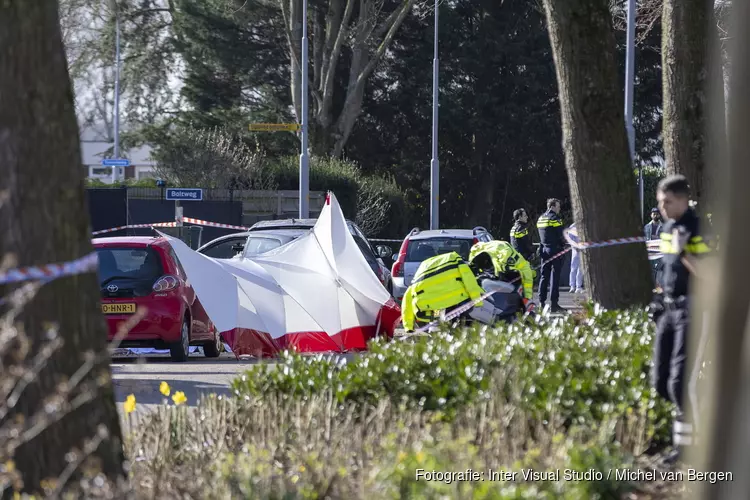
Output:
[299,0,310,218]
[429,0,439,230]
[624,0,643,221]
[111,1,122,184]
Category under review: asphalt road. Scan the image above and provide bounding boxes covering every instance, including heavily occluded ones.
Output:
[112,291,587,419]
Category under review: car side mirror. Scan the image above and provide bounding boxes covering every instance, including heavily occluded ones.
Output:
[375,245,392,258]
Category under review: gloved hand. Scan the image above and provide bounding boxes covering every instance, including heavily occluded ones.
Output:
[522,298,536,314]
[647,293,665,323]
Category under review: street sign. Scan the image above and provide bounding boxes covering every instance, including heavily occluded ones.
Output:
[101,158,130,167]
[249,123,301,132]
[165,188,203,201]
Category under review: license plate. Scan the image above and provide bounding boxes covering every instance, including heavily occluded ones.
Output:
[102,303,136,314]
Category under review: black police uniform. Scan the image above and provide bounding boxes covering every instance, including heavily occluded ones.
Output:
[510,221,534,260]
[536,209,564,310]
[652,207,710,447]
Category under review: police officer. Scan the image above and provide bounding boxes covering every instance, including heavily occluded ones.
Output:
[468,240,536,313]
[510,209,534,260]
[536,198,565,313]
[400,251,486,332]
[649,175,710,461]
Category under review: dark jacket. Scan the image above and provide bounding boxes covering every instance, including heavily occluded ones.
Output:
[510,221,534,259]
[536,209,564,250]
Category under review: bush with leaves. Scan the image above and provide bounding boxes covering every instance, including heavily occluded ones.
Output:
[150,126,276,190]
[231,306,673,447]
[267,156,407,237]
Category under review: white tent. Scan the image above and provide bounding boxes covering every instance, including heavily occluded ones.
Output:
[159,192,401,358]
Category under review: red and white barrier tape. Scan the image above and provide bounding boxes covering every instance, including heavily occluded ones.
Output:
[92,222,178,235]
[181,217,250,231]
[0,252,99,286]
[564,227,648,250]
[92,217,250,236]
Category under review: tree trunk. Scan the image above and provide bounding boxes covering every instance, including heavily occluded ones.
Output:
[542,0,652,308]
[0,1,126,494]
[698,1,750,496]
[662,0,714,203]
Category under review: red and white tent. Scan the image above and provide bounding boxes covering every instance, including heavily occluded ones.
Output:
[159,192,401,358]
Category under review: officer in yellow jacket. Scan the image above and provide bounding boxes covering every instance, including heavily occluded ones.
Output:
[401,252,486,332]
[468,240,536,313]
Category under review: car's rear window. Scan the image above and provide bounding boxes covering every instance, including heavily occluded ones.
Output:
[96,247,164,283]
[243,236,287,256]
[406,237,474,262]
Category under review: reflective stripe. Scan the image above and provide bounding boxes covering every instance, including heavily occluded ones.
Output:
[673,420,693,433]
[413,263,459,284]
[512,230,528,238]
[674,432,693,446]
[686,241,710,254]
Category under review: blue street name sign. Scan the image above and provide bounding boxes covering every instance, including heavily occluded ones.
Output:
[101,158,130,167]
[165,188,203,201]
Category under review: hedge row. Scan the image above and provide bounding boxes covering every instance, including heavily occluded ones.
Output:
[231,305,673,445]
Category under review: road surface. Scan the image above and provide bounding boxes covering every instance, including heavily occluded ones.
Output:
[113,291,587,419]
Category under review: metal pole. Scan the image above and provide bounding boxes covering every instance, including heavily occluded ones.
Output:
[112,4,121,184]
[624,0,642,221]
[298,0,310,218]
[429,0,439,230]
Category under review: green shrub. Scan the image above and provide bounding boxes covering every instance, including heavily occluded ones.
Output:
[231,307,672,444]
[267,156,408,237]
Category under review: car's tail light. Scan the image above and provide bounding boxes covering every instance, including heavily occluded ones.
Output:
[391,238,410,278]
[473,237,479,245]
[153,275,179,292]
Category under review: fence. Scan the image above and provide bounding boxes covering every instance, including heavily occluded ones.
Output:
[86,187,326,249]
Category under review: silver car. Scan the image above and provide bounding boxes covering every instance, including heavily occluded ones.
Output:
[390,227,494,302]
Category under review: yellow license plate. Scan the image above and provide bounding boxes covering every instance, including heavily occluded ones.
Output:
[102,303,137,314]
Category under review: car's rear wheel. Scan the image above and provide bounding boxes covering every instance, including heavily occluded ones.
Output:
[203,326,222,358]
[170,316,191,362]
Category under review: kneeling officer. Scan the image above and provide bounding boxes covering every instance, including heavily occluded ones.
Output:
[401,252,485,332]
[468,240,536,313]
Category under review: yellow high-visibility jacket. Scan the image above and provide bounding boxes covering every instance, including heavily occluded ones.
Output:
[401,252,485,331]
[468,240,534,300]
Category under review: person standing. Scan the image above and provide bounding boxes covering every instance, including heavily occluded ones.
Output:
[645,207,663,284]
[510,209,534,260]
[649,175,711,462]
[536,198,565,313]
[567,222,584,293]
[644,207,663,240]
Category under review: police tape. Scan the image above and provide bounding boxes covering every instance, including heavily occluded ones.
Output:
[0,252,99,287]
[181,217,250,231]
[91,218,250,235]
[405,247,572,337]
[92,222,178,235]
[565,228,663,260]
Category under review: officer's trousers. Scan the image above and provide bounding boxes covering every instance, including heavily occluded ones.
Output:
[538,246,563,306]
[652,305,689,413]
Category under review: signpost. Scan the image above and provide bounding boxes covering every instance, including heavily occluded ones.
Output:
[248,123,301,132]
[101,158,130,167]
[165,188,203,201]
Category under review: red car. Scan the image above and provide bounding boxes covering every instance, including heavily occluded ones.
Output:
[93,236,222,361]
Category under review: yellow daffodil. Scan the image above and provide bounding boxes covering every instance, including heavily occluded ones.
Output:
[124,394,136,414]
[172,391,187,405]
[291,474,299,484]
[299,465,306,472]
[4,460,15,472]
[159,381,171,396]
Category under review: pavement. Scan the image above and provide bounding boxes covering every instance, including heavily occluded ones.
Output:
[112,290,588,419]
